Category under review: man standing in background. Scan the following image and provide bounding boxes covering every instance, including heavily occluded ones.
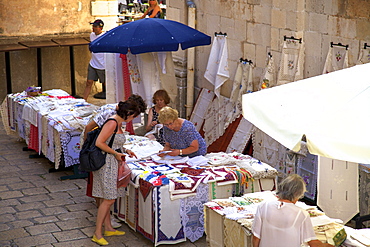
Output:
[83,19,106,101]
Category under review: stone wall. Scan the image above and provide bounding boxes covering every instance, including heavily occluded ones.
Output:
[0,0,119,100]
[167,0,370,98]
[0,0,92,37]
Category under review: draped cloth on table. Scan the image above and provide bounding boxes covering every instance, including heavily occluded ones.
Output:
[154,185,186,246]
[117,183,138,231]
[0,97,14,135]
[224,218,251,247]
[277,40,304,86]
[259,55,276,90]
[322,46,348,74]
[180,183,208,242]
[356,47,370,65]
[28,124,39,152]
[204,35,229,98]
[317,157,359,223]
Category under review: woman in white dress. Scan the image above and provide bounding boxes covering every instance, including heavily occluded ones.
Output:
[252,174,334,247]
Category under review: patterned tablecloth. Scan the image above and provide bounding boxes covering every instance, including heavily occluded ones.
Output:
[0,90,98,169]
[115,139,278,246]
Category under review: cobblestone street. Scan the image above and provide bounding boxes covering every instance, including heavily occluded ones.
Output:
[0,114,207,247]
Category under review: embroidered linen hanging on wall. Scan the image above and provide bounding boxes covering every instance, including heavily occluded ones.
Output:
[224,61,253,130]
[203,59,253,147]
[204,35,229,98]
[322,46,348,74]
[356,47,370,65]
[189,89,215,132]
[259,54,276,90]
[226,117,255,153]
[202,95,232,146]
[276,40,304,86]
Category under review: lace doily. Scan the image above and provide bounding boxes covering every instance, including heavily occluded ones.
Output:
[180,183,208,242]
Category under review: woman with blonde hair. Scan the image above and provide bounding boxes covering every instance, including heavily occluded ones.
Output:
[140,0,162,19]
[158,106,206,158]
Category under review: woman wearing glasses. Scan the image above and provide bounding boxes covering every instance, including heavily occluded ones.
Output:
[158,106,206,158]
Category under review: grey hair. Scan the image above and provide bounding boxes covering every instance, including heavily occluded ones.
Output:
[276,174,306,202]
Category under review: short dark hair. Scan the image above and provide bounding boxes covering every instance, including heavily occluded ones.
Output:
[127,94,147,113]
[117,101,141,120]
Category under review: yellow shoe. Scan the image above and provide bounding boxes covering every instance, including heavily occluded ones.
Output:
[92,235,109,245]
[104,230,126,236]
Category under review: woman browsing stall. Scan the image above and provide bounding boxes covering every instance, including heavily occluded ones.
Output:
[157,106,206,158]
[252,174,334,247]
[91,101,143,246]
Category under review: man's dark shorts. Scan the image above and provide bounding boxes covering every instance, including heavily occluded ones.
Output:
[87,64,106,83]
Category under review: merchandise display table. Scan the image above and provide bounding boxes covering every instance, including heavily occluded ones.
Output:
[204,191,370,247]
[0,90,98,169]
[114,139,278,246]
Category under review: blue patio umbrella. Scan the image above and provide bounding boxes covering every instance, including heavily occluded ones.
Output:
[89,18,211,54]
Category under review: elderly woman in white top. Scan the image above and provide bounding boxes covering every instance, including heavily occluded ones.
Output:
[252,174,334,247]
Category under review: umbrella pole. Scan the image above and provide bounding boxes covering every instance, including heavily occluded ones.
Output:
[186,5,196,119]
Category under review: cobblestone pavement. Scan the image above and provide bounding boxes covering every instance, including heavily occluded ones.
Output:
[0,113,207,246]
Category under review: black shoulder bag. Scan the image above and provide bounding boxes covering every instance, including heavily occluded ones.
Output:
[79,118,118,172]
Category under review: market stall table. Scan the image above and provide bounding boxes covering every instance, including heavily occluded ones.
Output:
[203,191,368,247]
[113,140,278,246]
[1,90,98,172]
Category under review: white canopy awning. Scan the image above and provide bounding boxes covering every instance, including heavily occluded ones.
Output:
[242,63,370,164]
